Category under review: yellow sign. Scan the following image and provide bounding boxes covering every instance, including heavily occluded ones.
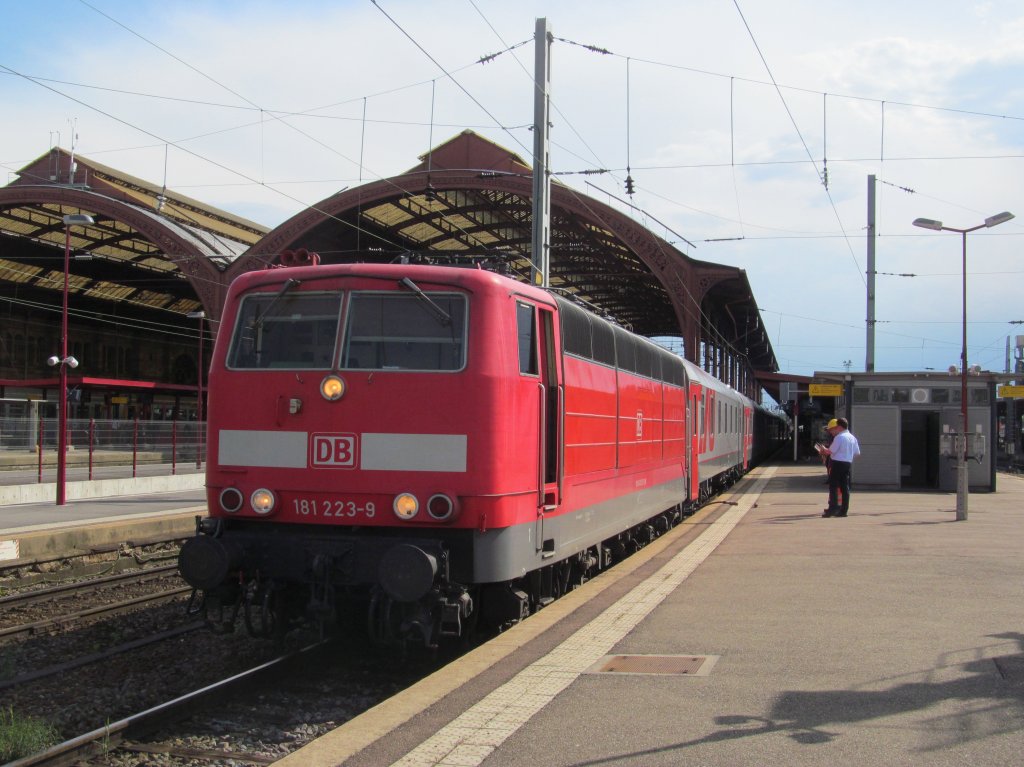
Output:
[809,383,844,397]
[111,396,129,404]
[998,385,1024,399]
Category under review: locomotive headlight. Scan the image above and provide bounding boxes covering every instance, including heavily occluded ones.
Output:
[393,492,419,520]
[427,493,457,521]
[320,374,346,401]
[251,488,276,515]
[220,487,244,513]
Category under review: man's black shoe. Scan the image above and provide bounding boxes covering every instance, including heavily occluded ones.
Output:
[835,512,848,517]
[822,510,835,517]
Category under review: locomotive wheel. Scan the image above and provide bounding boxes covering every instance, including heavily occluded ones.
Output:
[244,582,286,640]
[699,483,712,505]
[457,588,483,647]
[367,589,399,644]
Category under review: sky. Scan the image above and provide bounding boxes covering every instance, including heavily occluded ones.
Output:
[2,0,1022,379]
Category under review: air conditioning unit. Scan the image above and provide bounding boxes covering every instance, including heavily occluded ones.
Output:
[911,388,930,404]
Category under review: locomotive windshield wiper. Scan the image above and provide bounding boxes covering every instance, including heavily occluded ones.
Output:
[398,277,451,326]
[253,278,300,329]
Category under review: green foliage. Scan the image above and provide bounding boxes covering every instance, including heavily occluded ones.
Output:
[0,707,61,761]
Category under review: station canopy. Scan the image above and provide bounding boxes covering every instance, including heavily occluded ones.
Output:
[1,134,778,396]
[236,131,779,385]
[0,148,268,319]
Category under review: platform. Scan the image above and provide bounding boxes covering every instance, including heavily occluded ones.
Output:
[280,462,1024,767]
[0,487,205,565]
[0,458,204,505]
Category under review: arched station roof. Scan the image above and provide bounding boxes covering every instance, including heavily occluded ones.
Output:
[239,131,778,378]
[1,137,778,397]
[0,148,267,320]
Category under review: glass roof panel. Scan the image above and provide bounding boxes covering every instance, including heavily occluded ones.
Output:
[398,222,442,244]
[403,195,448,214]
[36,271,91,293]
[130,289,174,308]
[432,239,470,251]
[84,281,136,301]
[362,202,413,228]
[165,297,202,314]
[0,258,42,283]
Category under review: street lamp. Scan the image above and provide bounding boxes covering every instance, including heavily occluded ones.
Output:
[912,211,1015,520]
[186,310,206,469]
[53,213,95,505]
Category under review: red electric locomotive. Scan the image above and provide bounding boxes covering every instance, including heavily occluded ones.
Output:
[178,259,780,645]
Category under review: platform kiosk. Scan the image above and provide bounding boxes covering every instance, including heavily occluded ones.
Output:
[812,370,1005,492]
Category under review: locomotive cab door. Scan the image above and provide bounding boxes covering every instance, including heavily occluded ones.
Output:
[517,301,563,558]
[537,307,562,539]
[688,383,702,501]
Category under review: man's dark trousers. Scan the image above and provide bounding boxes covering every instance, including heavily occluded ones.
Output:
[827,460,852,515]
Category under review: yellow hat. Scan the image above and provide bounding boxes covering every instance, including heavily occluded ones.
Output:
[826,418,839,429]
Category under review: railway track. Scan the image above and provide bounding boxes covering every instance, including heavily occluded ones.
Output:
[3,480,759,764]
[8,634,434,767]
[6,644,327,767]
[0,583,192,641]
[0,562,179,608]
[0,561,193,674]
[0,621,204,693]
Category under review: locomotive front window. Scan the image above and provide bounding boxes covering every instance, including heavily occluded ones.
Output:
[342,292,466,371]
[227,292,342,370]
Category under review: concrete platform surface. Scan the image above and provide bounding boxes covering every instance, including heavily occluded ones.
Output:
[0,468,204,505]
[0,487,206,564]
[284,462,1024,767]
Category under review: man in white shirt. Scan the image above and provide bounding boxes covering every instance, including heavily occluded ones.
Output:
[821,417,861,517]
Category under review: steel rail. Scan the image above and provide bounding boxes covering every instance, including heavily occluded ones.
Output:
[5,642,330,767]
[0,621,205,693]
[0,586,191,640]
[0,563,179,609]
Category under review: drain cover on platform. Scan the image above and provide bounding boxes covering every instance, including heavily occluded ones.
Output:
[587,654,718,676]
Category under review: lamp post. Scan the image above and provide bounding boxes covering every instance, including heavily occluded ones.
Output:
[52,213,94,505]
[912,211,1015,520]
[186,310,206,468]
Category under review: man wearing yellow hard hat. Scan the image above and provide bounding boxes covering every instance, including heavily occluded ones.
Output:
[820,417,861,517]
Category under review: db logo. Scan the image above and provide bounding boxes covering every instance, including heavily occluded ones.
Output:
[310,433,357,468]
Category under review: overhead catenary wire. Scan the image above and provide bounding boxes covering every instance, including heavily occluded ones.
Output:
[624,57,634,198]
[0,61,400,254]
[730,0,864,289]
[1,294,213,342]
[2,17,1012,223]
[554,36,1024,124]
[466,0,618,182]
[460,4,739,350]
[371,0,533,162]
[8,0,538,266]
[1,4,537,270]
[541,34,1018,253]
[6,4,1015,378]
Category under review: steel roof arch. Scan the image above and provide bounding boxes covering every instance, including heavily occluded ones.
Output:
[235,165,750,361]
[0,183,227,315]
